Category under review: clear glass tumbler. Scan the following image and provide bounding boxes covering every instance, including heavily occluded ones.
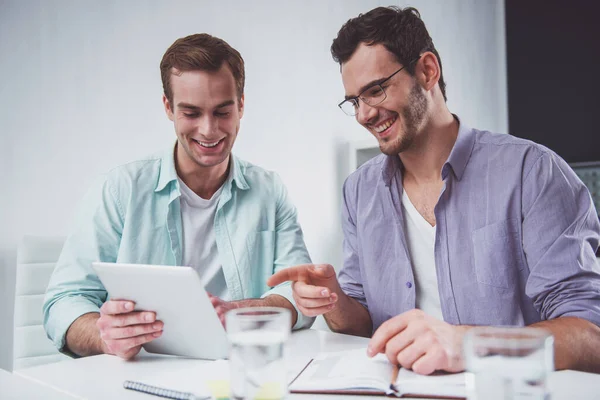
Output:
[226,307,291,400]
[464,326,554,400]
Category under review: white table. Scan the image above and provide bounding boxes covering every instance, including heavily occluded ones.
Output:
[14,329,600,399]
[0,367,77,399]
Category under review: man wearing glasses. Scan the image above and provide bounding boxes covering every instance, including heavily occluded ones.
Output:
[269,6,600,374]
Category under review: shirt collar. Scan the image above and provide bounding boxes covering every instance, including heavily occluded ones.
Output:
[228,154,250,191]
[155,144,178,192]
[443,116,476,181]
[382,153,402,187]
[155,142,250,193]
[380,115,476,185]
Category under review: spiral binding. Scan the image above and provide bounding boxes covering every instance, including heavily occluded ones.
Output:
[123,380,203,400]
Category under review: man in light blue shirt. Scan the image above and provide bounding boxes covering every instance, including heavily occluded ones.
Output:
[270,6,600,374]
[43,33,313,359]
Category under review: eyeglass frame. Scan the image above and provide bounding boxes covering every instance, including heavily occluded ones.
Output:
[338,56,422,116]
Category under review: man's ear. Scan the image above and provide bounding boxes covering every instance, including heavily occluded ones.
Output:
[416,52,441,93]
[238,94,245,119]
[163,94,174,121]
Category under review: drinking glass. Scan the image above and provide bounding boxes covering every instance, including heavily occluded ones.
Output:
[464,326,554,400]
[227,307,291,400]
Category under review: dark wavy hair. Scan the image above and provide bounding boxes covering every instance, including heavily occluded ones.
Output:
[331,6,447,101]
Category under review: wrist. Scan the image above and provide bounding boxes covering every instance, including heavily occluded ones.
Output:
[261,294,298,327]
[99,338,110,355]
[330,289,350,313]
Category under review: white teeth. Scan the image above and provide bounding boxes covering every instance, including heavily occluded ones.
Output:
[196,139,221,148]
[374,117,397,133]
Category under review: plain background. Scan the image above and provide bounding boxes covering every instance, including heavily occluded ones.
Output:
[0,0,508,371]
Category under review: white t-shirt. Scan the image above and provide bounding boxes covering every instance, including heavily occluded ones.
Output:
[177,177,229,300]
[401,190,444,320]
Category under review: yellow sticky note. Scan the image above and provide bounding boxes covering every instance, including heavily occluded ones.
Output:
[206,380,230,399]
[254,382,285,400]
[206,380,284,400]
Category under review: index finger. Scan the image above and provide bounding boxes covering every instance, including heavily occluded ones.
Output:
[100,299,135,315]
[368,314,410,357]
[267,264,313,287]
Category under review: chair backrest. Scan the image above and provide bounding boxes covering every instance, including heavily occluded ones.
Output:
[13,235,69,370]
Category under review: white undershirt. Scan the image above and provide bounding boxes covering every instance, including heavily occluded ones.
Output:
[401,190,444,320]
[178,177,229,300]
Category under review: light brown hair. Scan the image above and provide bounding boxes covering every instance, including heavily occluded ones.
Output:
[160,33,245,105]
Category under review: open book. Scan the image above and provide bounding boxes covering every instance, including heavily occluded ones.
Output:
[289,348,466,399]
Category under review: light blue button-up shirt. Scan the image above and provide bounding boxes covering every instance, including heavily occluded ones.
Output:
[339,119,600,333]
[43,146,314,351]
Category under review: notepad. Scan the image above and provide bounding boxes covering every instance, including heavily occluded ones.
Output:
[288,348,466,399]
[123,380,209,400]
[125,357,312,400]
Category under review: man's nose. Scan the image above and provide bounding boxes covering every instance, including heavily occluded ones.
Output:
[356,101,378,126]
[199,116,217,136]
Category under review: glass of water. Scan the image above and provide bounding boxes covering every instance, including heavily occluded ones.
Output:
[464,326,554,400]
[226,307,291,400]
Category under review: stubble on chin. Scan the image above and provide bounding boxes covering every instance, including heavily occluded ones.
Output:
[379,82,427,156]
[379,131,414,155]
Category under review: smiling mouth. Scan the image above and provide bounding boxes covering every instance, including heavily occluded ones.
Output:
[373,116,398,133]
[193,138,223,148]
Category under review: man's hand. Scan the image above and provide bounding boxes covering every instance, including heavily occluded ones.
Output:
[96,300,163,360]
[267,264,340,317]
[208,293,299,328]
[208,293,240,327]
[368,309,470,375]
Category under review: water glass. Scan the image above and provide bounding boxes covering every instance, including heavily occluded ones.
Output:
[226,307,291,400]
[464,326,554,400]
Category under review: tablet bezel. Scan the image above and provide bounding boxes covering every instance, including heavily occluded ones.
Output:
[91,262,229,360]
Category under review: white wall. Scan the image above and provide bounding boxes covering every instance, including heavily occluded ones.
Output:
[0,0,507,371]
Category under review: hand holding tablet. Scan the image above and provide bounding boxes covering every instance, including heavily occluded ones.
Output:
[92,262,229,360]
[96,299,164,359]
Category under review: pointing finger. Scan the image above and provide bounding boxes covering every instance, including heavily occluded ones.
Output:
[267,264,313,286]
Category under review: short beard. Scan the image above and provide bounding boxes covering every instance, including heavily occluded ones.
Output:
[380,82,428,156]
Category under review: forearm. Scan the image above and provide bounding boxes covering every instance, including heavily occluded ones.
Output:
[530,317,600,373]
[65,312,105,357]
[234,295,298,328]
[324,292,372,337]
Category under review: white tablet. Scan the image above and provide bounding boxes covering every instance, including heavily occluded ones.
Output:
[91,262,229,360]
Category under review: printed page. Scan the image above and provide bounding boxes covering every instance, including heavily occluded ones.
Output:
[291,347,467,398]
[396,368,466,397]
[290,348,391,392]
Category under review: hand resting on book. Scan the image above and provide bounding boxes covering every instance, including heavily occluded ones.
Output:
[368,309,470,375]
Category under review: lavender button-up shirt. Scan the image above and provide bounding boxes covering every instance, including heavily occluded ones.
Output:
[339,119,600,333]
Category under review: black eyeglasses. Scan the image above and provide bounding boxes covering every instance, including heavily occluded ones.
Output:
[338,56,421,116]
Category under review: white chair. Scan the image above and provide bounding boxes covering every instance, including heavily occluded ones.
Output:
[13,235,69,370]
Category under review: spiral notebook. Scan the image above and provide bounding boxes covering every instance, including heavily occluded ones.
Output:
[123,380,208,400]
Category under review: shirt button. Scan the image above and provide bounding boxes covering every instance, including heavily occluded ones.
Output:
[406,282,412,288]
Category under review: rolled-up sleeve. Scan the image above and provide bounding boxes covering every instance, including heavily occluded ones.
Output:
[43,176,123,352]
[522,151,600,326]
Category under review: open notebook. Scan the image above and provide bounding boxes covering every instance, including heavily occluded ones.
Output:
[289,348,466,399]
